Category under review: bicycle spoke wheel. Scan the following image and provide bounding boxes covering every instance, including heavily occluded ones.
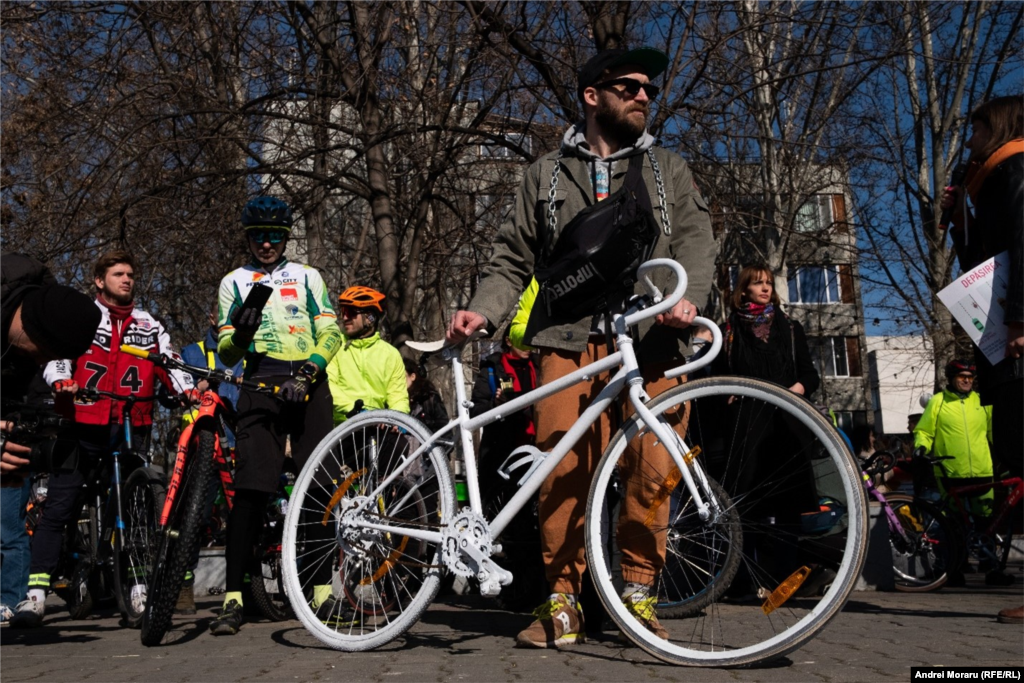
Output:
[141,428,215,646]
[656,477,742,618]
[283,410,455,651]
[62,506,97,620]
[115,468,166,627]
[249,503,293,622]
[586,376,867,667]
[886,493,959,592]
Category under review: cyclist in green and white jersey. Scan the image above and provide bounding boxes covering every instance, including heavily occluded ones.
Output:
[209,197,342,636]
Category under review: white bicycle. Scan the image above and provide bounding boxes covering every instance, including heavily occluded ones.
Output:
[282,259,867,667]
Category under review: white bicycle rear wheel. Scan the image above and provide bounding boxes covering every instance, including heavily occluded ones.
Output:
[282,410,456,651]
[586,377,867,667]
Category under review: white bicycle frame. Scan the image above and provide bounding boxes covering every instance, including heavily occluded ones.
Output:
[346,259,723,577]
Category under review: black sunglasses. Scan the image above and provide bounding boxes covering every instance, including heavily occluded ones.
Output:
[247,229,287,244]
[593,77,660,99]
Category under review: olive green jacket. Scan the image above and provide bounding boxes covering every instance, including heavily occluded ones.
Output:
[468,143,716,363]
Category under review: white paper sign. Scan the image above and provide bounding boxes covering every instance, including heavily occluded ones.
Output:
[938,251,1010,365]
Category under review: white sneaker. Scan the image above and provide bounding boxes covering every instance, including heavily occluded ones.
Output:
[10,597,45,629]
[0,604,14,625]
[130,585,147,614]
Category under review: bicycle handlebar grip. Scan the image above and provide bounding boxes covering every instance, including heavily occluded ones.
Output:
[120,344,152,360]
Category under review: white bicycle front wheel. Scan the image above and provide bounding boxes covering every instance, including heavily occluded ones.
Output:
[282,410,456,651]
[586,376,867,667]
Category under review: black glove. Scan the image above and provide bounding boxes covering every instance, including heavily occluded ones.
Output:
[278,363,319,403]
[912,446,927,459]
[230,305,262,349]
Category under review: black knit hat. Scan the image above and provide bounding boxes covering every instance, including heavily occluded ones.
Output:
[20,285,100,359]
[577,47,669,102]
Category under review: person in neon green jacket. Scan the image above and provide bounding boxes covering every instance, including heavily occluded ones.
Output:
[914,360,994,515]
[914,359,1016,586]
[326,286,409,424]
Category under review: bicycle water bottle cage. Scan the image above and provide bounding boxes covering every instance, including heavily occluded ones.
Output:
[497,445,548,487]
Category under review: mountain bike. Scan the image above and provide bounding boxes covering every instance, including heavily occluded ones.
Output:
[281,259,867,667]
[856,448,962,592]
[26,388,164,626]
[921,452,1021,583]
[120,345,292,645]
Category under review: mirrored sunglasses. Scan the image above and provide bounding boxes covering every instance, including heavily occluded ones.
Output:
[594,77,660,99]
[247,229,287,244]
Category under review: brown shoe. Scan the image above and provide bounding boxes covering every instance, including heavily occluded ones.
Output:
[619,590,669,642]
[175,583,196,616]
[997,605,1024,625]
[515,594,585,648]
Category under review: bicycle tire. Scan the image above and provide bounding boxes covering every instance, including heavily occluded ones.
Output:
[961,500,1016,576]
[282,410,456,651]
[65,506,98,620]
[141,428,216,646]
[114,468,166,627]
[249,506,293,622]
[885,493,960,592]
[586,376,867,667]
[656,477,742,618]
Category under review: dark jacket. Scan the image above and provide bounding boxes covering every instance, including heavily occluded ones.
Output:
[951,152,1024,396]
[1,254,57,409]
[713,310,820,400]
[409,387,448,435]
[470,351,537,457]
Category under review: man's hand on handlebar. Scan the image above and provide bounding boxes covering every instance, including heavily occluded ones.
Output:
[655,297,697,329]
[447,311,487,343]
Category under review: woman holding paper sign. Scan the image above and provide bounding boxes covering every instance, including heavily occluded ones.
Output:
[941,95,1023,625]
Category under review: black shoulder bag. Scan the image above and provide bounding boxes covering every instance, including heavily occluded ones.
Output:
[533,153,660,322]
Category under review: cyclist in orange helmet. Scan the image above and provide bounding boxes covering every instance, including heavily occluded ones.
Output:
[325,286,409,426]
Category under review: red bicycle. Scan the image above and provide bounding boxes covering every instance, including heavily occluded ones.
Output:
[919,452,1022,582]
[119,344,292,645]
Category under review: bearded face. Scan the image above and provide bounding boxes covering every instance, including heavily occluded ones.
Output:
[595,94,648,145]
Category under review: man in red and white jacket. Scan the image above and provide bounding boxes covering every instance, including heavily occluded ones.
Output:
[11,250,193,628]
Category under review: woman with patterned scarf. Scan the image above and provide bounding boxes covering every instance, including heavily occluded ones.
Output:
[941,95,1023,625]
[715,265,819,396]
[708,264,823,598]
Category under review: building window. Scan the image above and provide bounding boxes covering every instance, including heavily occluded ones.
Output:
[480,132,531,159]
[833,410,867,436]
[728,265,741,290]
[788,265,841,304]
[810,336,862,378]
[795,195,834,232]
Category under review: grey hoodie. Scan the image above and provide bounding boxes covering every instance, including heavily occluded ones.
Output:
[561,122,656,202]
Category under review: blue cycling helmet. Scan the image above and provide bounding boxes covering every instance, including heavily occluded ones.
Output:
[241,197,293,231]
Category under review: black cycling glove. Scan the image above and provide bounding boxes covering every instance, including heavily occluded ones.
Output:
[279,362,319,403]
[230,305,262,349]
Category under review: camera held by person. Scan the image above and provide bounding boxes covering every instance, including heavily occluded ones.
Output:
[1,253,100,484]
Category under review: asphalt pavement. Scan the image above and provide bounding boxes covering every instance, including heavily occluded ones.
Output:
[2,568,1022,683]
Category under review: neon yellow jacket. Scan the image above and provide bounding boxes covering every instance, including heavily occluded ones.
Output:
[508,280,538,352]
[914,389,993,479]
[326,332,410,425]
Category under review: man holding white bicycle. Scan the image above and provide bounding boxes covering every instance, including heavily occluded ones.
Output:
[448,47,716,648]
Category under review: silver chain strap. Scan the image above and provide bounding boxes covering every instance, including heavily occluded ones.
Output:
[546,152,563,237]
[546,149,670,236]
[648,149,671,236]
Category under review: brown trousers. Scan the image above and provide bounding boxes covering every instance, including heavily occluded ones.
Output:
[535,341,687,594]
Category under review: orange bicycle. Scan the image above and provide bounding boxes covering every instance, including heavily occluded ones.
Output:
[118,344,292,645]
